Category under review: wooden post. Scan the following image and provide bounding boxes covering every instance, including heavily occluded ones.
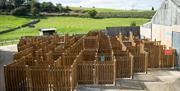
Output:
[64,34,68,43]
[131,55,134,79]
[145,52,148,74]
[159,46,162,68]
[140,41,145,54]
[83,37,85,50]
[4,65,8,91]
[25,65,32,91]
[34,60,38,65]
[129,32,134,42]
[94,60,97,85]
[118,33,123,42]
[70,67,73,91]
[172,50,175,68]
[113,56,116,86]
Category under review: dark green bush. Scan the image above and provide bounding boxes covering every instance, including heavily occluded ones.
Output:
[130,21,136,26]
[11,6,29,16]
[88,10,97,18]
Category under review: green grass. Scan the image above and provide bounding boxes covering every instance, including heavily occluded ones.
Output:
[70,7,152,12]
[0,15,32,31]
[0,27,38,41]
[0,16,150,41]
[36,17,149,33]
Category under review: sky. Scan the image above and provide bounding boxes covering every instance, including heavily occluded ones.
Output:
[39,0,163,10]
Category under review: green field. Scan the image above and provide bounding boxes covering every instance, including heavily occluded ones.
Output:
[0,16,149,41]
[0,15,32,31]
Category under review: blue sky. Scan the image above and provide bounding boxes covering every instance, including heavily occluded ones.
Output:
[40,0,163,10]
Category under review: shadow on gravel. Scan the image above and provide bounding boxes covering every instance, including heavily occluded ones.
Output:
[0,50,15,91]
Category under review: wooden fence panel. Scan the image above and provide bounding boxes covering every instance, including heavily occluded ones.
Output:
[83,36,98,50]
[29,66,76,91]
[4,66,27,91]
[82,51,96,61]
[54,57,62,67]
[161,50,176,68]
[99,33,111,49]
[50,67,72,91]
[115,56,133,78]
[53,46,65,60]
[71,61,77,90]
[145,45,163,68]
[77,61,94,84]
[133,53,148,73]
[14,47,33,60]
[95,61,115,84]
[114,50,129,56]
[62,56,76,66]
[98,49,113,55]
[29,66,50,91]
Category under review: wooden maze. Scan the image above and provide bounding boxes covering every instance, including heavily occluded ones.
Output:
[4,31,176,91]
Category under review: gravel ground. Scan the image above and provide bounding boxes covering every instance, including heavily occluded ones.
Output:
[0,45,17,91]
[77,70,180,91]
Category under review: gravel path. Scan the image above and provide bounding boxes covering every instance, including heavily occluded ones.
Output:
[0,45,17,91]
[77,70,180,91]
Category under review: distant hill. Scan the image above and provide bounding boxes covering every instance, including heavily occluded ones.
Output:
[70,7,154,13]
[65,7,156,19]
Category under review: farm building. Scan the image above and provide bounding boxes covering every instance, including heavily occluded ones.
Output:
[39,28,57,36]
[140,0,180,69]
[105,26,140,38]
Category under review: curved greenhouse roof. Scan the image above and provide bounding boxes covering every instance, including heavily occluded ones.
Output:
[152,0,180,26]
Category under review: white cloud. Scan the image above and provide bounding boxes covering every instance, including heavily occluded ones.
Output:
[79,0,162,10]
[40,0,162,10]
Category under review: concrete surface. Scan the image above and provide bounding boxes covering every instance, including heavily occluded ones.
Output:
[0,45,17,91]
[77,70,180,91]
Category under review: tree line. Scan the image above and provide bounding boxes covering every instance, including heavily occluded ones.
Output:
[0,0,154,18]
[0,0,76,16]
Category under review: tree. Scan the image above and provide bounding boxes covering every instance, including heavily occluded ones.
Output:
[31,0,39,16]
[9,0,25,7]
[88,10,97,18]
[31,6,39,16]
[5,1,14,11]
[11,6,29,16]
[130,21,136,26]
[152,7,154,11]
[0,0,7,9]
[56,3,63,13]
[64,6,71,13]
[40,2,57,12]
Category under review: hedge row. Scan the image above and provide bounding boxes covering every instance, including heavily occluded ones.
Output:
[96,11,156,18]
[0,19,40,34]
[41,11,155,19]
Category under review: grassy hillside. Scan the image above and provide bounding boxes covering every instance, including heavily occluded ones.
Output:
[68,7,155,19]
[0,15,32,31]
[70,7,152,12]
[0,16,149,41]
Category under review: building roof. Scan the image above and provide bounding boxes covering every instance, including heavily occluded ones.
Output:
[170,0,180,11]
[150,0,180,26]
[142,22,152,29]
[40,28,56,32]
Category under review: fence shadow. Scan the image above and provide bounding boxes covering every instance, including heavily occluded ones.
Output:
[0,50,16,91]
